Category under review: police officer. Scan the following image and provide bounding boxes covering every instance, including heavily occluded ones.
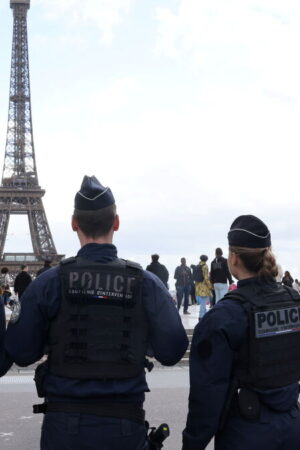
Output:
[182,215,300,450]
[2,176,188,450]
[0,297,11,376]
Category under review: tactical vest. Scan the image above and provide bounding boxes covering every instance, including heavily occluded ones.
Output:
[224,282,300,388]
[48,257,149,380]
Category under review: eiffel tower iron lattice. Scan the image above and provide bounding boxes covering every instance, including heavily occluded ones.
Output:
[0,0,64,275]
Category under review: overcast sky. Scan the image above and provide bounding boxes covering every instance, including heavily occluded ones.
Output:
[0,0,300,287]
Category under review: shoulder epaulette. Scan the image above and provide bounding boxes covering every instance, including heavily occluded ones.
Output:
[60,257,77,266]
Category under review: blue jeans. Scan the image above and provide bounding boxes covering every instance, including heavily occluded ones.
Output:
[214,283,228,303]
[41,413,149,450]
[176,285,190,312]
[196,296,209,318]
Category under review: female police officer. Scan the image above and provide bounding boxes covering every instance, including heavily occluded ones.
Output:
[182,215,300,450]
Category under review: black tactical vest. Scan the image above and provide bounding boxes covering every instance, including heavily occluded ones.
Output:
[224,281,300,388]
[48,257,148,380]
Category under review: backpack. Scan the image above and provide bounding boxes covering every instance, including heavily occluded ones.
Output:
[191,264,204,282]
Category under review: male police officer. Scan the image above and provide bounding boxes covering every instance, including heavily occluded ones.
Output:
[2,176,189,450]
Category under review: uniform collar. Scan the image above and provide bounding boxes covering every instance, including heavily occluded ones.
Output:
[237,276,276,288]
[77,243,118,263]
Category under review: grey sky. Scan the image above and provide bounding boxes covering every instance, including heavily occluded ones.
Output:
[0,0,300,286]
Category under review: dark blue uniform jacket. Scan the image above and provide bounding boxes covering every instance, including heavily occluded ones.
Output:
[182,277,299,450]
[0,244,188,404]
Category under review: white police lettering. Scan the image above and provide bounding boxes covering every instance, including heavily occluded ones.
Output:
[255,306,300,338]
[127,277,136,294]
[67,271,135,300]
[105,274,111,291]
[81,272,93,289]
[113,275,124,292]
[69,271,79,288]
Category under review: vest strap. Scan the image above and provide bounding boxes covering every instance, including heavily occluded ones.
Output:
[33,402,145,424]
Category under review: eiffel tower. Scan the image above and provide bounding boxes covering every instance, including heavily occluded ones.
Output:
[0,0,64,276]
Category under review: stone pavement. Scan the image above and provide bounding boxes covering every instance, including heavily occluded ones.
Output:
[179,303,199,330]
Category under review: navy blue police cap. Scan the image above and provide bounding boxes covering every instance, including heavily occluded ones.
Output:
[74,176,115,210]
[228,215,271,248]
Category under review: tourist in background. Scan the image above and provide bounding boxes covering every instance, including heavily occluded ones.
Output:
[210,248,233,303]
[293,279,300,293]
[195,255,211,321]
[14,265,32,299]
[282,270,293,287]
[146,254,169,288]
[174,257,192,314]
[36,260,52,277]
[0,267,10,288]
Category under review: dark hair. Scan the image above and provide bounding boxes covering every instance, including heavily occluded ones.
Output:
[215,248,223,256]
[21,265,27,270]
[200,255,208,262]
[284,271,291,278]
[151,254,159,262]
[229,246,278,279]
[1,267,8,274]
[73,204,116,238]
[44,260,51,267]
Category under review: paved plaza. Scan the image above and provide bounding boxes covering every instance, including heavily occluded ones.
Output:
[0,367,214,450]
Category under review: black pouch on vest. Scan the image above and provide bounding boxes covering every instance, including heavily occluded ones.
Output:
[238,388,261,420]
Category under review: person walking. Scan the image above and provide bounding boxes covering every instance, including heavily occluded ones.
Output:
[210,248,233,303]
[0,267,10,288]
[183,215,300,450]
[2,175,188,450]
[174,258,192,314]
[282,270,294,287]
[293,278,300,293]
[146,254,169,288]
[13,265,32,299]
[194,255,212,321]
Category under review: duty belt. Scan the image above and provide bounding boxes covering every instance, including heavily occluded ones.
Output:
[33,402,145,424]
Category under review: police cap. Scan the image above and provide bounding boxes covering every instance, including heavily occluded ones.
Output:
[75,176,115,210]
[228,215,271,248]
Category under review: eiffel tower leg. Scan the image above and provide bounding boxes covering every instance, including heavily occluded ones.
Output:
[28,199,57,258]
[0,211,10,258]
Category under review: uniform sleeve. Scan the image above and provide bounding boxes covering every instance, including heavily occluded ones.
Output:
[0,299,13,376]
[143,272,188,365]
[182,301,247,450]
[5,269,60,366]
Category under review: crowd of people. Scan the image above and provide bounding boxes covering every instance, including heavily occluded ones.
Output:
[145,252,300,320]
[0,261,52,305]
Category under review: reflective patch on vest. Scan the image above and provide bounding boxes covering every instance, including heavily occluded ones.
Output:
[67,270,137,300]
[255,307,300,338]
[9,300,21,324]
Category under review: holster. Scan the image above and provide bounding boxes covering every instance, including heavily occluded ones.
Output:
[34,360,48,398]
[238,388,261,420]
